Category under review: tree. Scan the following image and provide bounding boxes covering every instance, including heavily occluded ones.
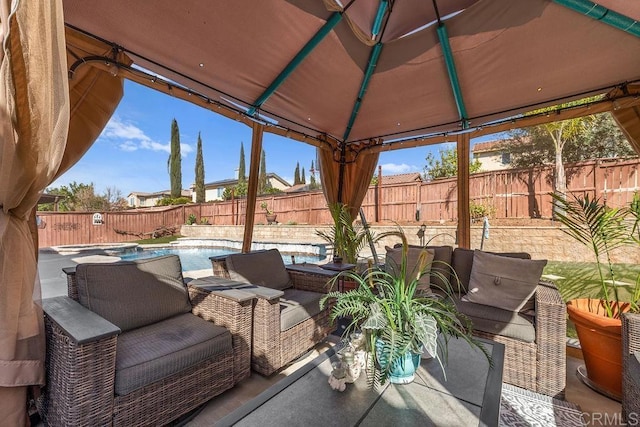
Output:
[42,181,127,211]
[294,162,301,185]
[301,167,306,185]
[505,110,635,216]
[195,132,205,203]
[424,147,481,181]
[258,149,268,194]
[238,142,246,183]
[309,160,317,189]
[168,118,183,198]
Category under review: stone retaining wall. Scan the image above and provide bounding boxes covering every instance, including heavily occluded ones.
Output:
[181,224,640,264]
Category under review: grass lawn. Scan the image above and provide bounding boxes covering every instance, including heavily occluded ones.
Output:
[543,261,640,338]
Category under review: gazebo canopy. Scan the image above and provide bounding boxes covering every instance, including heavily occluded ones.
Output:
[62,0,640,150]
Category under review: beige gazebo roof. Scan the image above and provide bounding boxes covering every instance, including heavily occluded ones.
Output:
[62,0,640,151]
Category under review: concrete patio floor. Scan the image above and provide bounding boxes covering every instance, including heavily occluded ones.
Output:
[37,250,625,426]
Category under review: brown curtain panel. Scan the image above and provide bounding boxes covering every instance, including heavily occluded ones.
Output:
[318,143,379,220]
[0,0,68,423]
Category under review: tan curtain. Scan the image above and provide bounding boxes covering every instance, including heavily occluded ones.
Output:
[609,85,640,156]
[318,143,379,220]
[0,4,126,423]
[0,0,68,423]
[54,27,129,180]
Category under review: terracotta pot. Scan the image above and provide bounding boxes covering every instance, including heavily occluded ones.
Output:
[265,214,277,225]
[567,298,629,400]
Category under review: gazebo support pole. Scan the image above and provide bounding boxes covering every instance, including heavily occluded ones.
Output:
[457,133,471,248]
[242,122,264,253]
[337,143,347,204]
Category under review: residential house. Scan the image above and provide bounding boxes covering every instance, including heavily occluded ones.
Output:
[127,189,192,208]
[193,173,291,202]
[472,139,512,171]
[380,172,423,185]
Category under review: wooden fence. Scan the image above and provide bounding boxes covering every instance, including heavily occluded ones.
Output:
[37,158,640,248]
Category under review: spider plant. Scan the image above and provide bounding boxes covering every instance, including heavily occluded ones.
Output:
[320,229,490,388]
[316,202,370,264]
[551,192,633,318]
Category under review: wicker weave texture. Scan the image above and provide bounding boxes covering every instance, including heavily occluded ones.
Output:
[189,285,253,383]
[623,313,640,423]
[39,319,117,426]
[288,269,333,293]
[474,281,566,399]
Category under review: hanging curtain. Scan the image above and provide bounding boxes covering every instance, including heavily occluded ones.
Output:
[318,141,379,221]
[0,1,68,423]
[0,4,126,423]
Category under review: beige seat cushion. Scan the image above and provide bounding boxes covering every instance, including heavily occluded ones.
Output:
[115,313,232,395]
[226,249,292,290]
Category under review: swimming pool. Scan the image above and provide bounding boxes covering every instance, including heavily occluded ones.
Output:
[119,247,324,272]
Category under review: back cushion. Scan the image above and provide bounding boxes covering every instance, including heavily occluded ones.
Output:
[225,249,292,290]
[75,255,191,332]
[385,247,435,293]
[452,248,531,294]
[395,244,453,292]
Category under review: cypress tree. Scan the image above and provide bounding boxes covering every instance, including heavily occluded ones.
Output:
[301,167,306,184]
[169,118,182,198]
[294,162,300,185]
[310,160,317,187]
[195,132,205,203]
[238,142,246,183]
[258,149,268,194]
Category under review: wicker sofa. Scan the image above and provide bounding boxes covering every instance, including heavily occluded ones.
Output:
[212,249,336,376]
[623,312,640,423]
[388,244,567,398]
[38,255,253,427]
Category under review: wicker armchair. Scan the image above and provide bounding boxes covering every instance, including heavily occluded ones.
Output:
[38,255,253,427]
[623,312,640,423]
[213,249,336,376]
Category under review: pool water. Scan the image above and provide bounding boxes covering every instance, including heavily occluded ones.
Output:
[119,247,324,272]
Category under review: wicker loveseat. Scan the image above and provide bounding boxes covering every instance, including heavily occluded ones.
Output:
[213,249,336,376]
[38,255,253,427]
[387,244,566,398]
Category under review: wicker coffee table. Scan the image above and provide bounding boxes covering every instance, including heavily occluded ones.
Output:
[218,336,504,426]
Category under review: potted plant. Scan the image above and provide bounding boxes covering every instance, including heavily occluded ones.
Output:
[260,201,277,225]
[551,192,640,400]
[316,202,370,265]
[320,230,489,387]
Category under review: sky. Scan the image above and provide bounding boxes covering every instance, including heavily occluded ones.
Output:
[50,80,501,197]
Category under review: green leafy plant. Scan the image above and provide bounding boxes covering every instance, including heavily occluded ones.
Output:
[186,213,197,225]
[551,192,640,317]
[469,200,495,220]
[316,203,370,264]
[199,217,210,225]
[260,201,273,215]
[320,229,489,388]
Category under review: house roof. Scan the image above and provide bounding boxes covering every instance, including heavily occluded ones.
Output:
[381,173,423,185]
[128,190,191,198]
[201,172,291,189]
[472,140,506,154]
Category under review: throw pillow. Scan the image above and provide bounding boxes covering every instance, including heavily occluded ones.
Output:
[462,250,547,312]
[385,246,435,294]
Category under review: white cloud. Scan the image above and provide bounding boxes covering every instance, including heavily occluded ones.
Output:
[101,116,192,156]
[379,163,420,175]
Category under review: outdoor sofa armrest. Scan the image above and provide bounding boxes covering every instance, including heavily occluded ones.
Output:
[188,285,254,383]
[286,264,338,293]
[533,280,566,397]
[41,296,120,426]
[43,296,121,344]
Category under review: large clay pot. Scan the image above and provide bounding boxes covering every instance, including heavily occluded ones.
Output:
[567,298,629,400]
